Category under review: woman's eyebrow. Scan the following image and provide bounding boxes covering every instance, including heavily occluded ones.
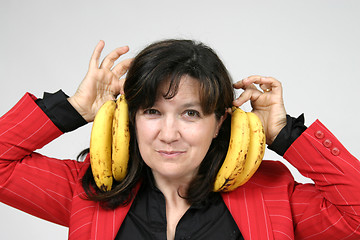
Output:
[181,101,202,108]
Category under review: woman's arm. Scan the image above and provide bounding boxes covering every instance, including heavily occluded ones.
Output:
[0,93,85,226]
[0,41,132,226]
[234,76,360,238]
[286,120,360,239]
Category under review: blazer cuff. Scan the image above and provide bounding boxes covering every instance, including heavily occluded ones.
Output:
[268,114,307,156]
[35,90,87,133]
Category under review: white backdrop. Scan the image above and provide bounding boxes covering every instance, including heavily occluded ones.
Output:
[1,0,359,239]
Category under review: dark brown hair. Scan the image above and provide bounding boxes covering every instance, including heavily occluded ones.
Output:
[81,39,234,209]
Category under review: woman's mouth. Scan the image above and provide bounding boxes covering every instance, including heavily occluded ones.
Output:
[157,150,186,158]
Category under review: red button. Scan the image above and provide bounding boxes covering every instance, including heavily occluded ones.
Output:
[331,147,340,156]
[323,139,332,148]
[315,130,325,139]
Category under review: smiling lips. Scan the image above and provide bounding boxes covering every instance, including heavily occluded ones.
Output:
[157,150,186,158]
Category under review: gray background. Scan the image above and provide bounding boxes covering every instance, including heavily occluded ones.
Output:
[1,0,359,239]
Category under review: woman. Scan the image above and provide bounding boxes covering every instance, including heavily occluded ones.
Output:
[0,39,359,240]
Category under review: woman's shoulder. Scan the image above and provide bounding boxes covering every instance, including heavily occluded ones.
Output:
[222,160,298,204]
[243,160,295,189]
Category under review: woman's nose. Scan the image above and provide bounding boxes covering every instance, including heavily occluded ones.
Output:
[158,115,180,143]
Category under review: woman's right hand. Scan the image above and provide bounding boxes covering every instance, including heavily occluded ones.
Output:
[233,76,287,145]
[68,40,132,122]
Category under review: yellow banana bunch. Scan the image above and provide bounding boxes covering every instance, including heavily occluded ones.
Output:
[89,95,130,192]
[225,112,266,191]
[89,100,116,192]
[112,95,130,182]
[213,107,251,192]
[213,108,266,192]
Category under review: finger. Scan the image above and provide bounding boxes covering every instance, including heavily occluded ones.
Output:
[244,75,279,87]
[89,40,105,69]
[259,77,282,94]
[233,75,266,89]
[118,78,126,95]
[243,75,265,87]
[112,58,133,78]
[233,85,261,107]
[259,83,272,93]
[233,79,246,89]
[243,76,282,94]
[100,46,130,70]
[110,78,126,96]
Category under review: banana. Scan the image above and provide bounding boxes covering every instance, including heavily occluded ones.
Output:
[89,100,116,192]
[112,95,130,182]
[213,107,250,192]
[226,112,266,191]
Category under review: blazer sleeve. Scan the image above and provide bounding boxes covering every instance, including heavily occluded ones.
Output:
[285,120,360,239]
[0,93,88,227]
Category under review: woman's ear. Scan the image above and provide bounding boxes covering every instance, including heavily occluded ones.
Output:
[214,111,228,138]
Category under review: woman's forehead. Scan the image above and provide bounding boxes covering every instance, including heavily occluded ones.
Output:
[156,75,201,101]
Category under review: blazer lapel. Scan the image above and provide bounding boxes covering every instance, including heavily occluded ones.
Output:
[222,187,273,240]
[90,183,141,240]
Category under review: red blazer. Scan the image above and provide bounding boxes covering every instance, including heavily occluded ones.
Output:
[1,93,360,240]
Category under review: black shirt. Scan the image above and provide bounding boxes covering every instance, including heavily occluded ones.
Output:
[36,90,307,240]
[116,169,242,240]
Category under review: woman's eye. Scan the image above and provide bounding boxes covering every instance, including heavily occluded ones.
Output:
[184,110,200,118]
[144,109,160,115]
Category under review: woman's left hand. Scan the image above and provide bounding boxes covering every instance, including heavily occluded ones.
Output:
[233,76,287,145]
[68,40,132,122]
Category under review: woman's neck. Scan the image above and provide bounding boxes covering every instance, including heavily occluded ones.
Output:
[151,170,193,199]
[151,171,192,240]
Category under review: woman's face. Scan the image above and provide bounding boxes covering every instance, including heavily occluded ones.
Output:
[135,76,224,184]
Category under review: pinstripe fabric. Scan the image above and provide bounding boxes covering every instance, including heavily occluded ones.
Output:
[1,93,360,239]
